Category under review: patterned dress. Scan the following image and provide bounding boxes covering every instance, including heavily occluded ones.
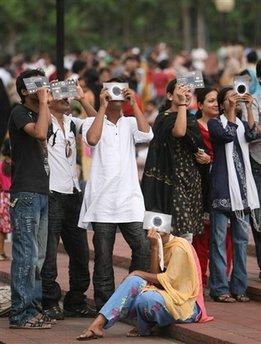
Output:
[170,136,204,235]
[0,162,11,234]
[142,111,204,236]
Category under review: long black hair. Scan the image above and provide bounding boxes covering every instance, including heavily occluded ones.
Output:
[195,87,218,119]
[217,86,233,113]
[159,79,177,112]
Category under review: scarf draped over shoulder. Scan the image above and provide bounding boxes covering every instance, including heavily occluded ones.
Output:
[143,236,213,322]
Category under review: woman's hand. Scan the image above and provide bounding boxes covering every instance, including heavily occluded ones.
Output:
[147,229,159,248]
[227,91,240,110]
[195,149,211,164]
[241,93,254,110]
[173,84,190,105]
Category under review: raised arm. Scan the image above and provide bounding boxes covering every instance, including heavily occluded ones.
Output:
[147,229,161,274]
[75,82,97,117]
[242,93,256,129]
[86,89,110,146]
[127,229,162,286]
[23,87,50,140]
[171,85,191,138]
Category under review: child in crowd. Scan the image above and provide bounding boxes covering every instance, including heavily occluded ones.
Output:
[0,139,12,261]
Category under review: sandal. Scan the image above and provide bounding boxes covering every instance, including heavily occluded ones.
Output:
[77,329,103,341]
[39,313,57,324]
[232,294,250,302]
[9,316,51,329]
[213,294,236,303]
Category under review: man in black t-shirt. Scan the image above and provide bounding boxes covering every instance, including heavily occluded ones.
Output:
[8,69,51,329]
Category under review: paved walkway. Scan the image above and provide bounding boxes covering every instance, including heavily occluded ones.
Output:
[0,316,182,344]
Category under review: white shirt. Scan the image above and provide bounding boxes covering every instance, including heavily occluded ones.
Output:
[0,68,12,87]
[78,115,153,228]
[48,114,83,194]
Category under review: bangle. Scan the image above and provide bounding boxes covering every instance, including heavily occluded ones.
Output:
[178,103,187,107]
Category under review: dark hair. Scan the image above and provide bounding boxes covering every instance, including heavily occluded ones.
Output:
[106,77,127,83]
[195,87,218,119]
[81,68,99,86]
[159,79,177,112]
[16,69,45,104]
[72,59,86,74]
[246,50,258,64]
[256,60,261,79]
[217,86,233,112]
[123,56,139,64]
[158,59,169,70]
[99,67,110,74]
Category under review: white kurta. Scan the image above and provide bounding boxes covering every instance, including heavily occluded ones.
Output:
[78,115,153,229]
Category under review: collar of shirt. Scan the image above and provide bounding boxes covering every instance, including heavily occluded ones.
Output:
[104,113,124,126]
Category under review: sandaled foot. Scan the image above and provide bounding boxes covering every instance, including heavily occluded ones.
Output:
[9,316,52,329]
[77,329,103,341]
[43,306,64,320]
[126,328,141,337]
[213,294,236,303]
[232,294,250,302]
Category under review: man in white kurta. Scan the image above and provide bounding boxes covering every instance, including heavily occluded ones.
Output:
[79,82,153,310]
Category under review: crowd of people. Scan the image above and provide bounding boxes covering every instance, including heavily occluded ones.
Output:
[0,42,260,340]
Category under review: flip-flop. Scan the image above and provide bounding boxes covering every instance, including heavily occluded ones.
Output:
[77,329,103,341]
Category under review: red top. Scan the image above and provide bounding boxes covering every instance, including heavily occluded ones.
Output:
[152,70,170,98]
[0,162,11,191]
[197,121,213,161]
[122,93,143,117]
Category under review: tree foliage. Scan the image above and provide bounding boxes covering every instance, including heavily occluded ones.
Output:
[0,0,259,55]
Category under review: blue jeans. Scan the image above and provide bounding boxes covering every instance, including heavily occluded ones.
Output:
[100,276,200,336]
[209,210,249,298]
[250,158,261,270]
[9,192,48,326]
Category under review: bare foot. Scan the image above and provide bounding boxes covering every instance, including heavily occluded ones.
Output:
[77,328,103,341]
[126,327,140,337]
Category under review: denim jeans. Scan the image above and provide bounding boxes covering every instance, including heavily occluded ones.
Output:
[41,191,90,310]
[209,209,249,298]
[91,222,150,311]
[100,276,200,336]
[9,192,48,326]
[250,157,261,270]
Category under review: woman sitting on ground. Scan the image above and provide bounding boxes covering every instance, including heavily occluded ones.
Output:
[77,228,213,341]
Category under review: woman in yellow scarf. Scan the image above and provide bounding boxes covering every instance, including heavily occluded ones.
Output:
[77,229,212,341]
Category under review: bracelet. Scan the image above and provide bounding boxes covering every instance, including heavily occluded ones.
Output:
[178,103,187,107]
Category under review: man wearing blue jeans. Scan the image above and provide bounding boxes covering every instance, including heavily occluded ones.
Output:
[8,69,51,329]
